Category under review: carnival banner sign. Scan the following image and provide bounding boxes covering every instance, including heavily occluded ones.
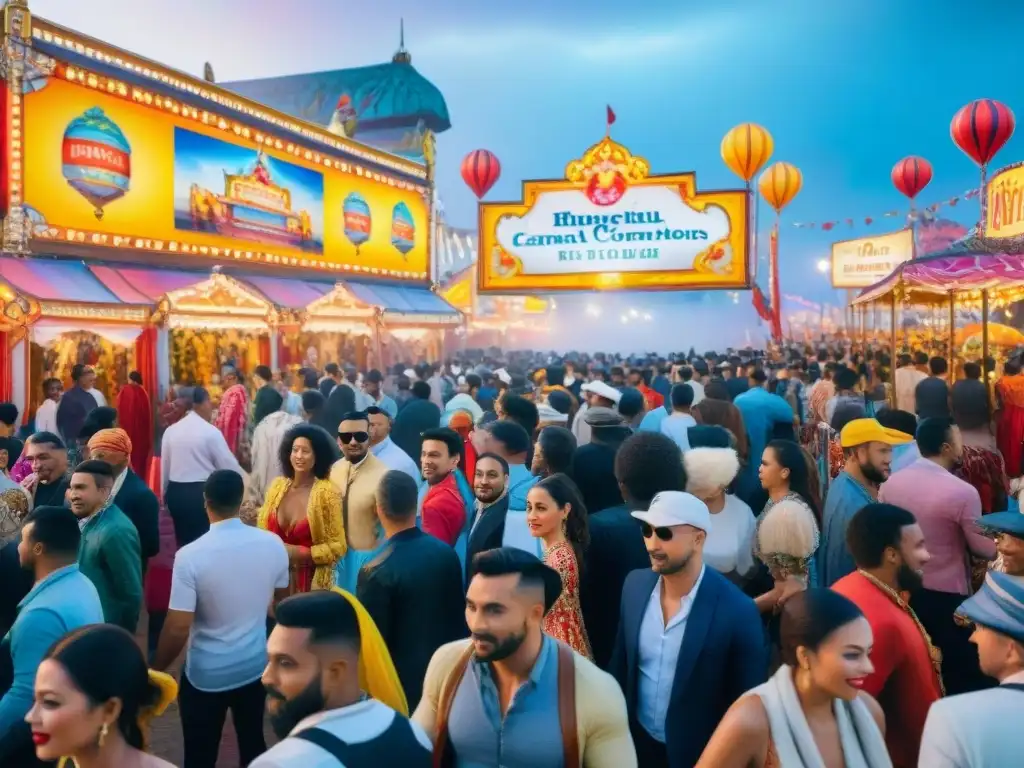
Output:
[830,229,915,289]
[984,163,1024,240]
[20,73,430,279]
[478,136,750,293]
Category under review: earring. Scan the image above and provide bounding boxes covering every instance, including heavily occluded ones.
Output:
[561,517,568,533]
[98,722,109,748]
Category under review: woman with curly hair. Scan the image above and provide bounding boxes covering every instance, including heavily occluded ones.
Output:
[526,473,593,658]
[258,424,344,593]
[26,624,177,767]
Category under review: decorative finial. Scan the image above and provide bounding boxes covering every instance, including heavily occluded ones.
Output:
[203,62,215,83]
[393,18,411,64]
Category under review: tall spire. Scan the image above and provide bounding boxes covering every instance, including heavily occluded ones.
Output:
[393,18,412,64]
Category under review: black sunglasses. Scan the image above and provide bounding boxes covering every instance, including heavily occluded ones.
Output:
[640,522,674,541]
[338,431,369,444]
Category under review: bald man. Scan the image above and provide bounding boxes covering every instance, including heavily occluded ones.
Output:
[88,428,160,565]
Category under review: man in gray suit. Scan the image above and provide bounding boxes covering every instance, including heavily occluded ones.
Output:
[919,571,1024,767]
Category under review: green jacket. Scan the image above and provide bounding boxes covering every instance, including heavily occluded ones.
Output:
[78,504,142,632]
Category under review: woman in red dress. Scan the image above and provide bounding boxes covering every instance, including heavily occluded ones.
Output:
[526,473,592,658]
[996,359,1024,479]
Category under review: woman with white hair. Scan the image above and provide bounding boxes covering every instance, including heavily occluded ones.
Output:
[684,446,757,584]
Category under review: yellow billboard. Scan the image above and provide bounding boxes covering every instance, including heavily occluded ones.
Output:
[830,229,915,289]
[477,136,750,293]
[21,72,430,279]
[985,163,1024,240]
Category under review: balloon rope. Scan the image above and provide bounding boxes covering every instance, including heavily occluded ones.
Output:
[978,164,988,230]
[752,185,761,283]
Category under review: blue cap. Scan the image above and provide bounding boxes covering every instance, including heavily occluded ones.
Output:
[956,571,1024,643]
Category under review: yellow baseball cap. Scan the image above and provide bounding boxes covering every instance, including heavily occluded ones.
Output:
[840,418,913,448]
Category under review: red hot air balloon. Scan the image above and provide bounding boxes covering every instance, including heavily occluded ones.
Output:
[891,156,933,200]
[461,149,501,199]
[951,99,1015,167]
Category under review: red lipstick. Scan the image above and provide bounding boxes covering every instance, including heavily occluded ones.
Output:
[846,677,867,689]
[32,733,50,746]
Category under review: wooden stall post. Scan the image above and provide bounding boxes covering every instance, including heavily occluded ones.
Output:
[982,289,991,413]
[948,293,956,385]
[889,289,898,407]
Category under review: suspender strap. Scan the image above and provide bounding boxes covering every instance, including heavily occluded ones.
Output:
[432,644,475,768]
[1003,683,1024,692]
[557,643,579,768]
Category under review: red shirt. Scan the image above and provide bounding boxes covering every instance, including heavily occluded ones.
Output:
[638,383,664,410]
[421,472,466,547]
[832,572,942,768]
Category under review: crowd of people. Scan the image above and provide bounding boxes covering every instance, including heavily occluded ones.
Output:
[0,345,1022,767]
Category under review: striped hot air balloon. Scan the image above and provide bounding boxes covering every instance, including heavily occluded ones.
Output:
[720,123,774,185]
[391,202,415,256]
[951,99,1015,167]
[342,192,372,254]
[758,161,802,214]
[891,156,933,201]
[461,149,500,199]
[61,107,132,219]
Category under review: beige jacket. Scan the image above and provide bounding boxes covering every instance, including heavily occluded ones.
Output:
[413,638,636,768]
[329,452,389,550]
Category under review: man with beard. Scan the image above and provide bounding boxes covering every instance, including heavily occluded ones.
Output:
[21,432,70,509]
[832,502,939,768]
[879,417,996,695]
[819,418,911,586]
[610,491,765,768]
[414,547,635,767]
[464,453,510,584]
[255,590,432,767]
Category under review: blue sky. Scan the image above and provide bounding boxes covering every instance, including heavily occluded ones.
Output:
[30,0,1024,348]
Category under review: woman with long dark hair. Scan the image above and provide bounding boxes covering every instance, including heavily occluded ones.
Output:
[26,624,177,767]
[697,589,889,767]
[526,473,592,658]
[257,423,344,593]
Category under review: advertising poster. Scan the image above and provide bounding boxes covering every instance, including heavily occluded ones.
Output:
[984,163,1024,241]
[830,229,915,288]
[478,136,750,293]
[21,74,430,278]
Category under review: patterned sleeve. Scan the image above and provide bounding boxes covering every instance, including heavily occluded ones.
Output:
[309,480,347,565]
[547,543,578,593]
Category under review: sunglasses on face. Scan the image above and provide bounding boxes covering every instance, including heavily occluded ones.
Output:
[640,522,675,541]
[338,431,369,444]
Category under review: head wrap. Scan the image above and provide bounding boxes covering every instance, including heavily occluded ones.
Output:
[138,670,178,745]
[331,588,408,715]
[87,428,133,459]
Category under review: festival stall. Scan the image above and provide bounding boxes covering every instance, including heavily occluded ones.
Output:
[0,2,462,420]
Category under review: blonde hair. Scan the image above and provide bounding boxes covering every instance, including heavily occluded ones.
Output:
[757,499,819,560]
[684,447,740,498]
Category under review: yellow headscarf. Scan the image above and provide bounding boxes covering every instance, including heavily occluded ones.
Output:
[332,588,409,716]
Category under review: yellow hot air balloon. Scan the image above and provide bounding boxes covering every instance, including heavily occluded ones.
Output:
[758,161,802,213]
[721,123,774,184]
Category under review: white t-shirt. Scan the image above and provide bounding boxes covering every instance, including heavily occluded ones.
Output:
[685,380,706,406]
[703,494,757,577]
[251,699,432,767]
[169,517,289,692]
[660,413,697,452]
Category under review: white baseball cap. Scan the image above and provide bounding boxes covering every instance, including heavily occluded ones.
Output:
[581,380,622,405]
[632,491,711,532]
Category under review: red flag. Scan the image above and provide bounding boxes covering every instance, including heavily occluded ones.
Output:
[606,105,616,127]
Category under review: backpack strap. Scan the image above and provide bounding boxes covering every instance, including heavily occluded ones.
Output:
[557,643,579,768]
[432,644,475,768]
[293,727,354,762]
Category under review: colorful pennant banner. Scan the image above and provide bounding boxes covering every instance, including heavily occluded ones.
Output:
[789,187,980,230]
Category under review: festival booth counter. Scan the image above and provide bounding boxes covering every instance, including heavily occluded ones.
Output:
[1,3,462,417]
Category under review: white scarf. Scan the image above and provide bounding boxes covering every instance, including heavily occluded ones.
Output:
[752,665,891,768]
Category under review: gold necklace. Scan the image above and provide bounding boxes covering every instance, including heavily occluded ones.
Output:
[857,570,945,696]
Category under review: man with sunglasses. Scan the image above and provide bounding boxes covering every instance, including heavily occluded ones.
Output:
[330,411,389,592]
[610,491,766,768]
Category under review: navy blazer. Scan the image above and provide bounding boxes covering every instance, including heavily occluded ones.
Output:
[609,565,767,768]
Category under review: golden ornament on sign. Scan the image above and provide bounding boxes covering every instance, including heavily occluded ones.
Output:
[565,136,650,186]
[721,123,774,183]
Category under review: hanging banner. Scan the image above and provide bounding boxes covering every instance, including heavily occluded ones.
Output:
[984,162,1024,240]
[478,136,750,293]
[830,229,915,288]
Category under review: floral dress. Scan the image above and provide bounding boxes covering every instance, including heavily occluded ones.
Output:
[542,540,593,659]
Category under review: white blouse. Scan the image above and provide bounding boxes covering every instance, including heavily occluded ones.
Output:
[703,494,757,578]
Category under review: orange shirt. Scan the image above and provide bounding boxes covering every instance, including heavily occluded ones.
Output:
[832,572,942,768]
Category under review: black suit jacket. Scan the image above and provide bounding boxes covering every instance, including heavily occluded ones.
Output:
[0,535,33,638]
[357,528,466,706]
[610,566,768,768]
[391,399,442,463]
[581,505,650,670]
[114,468,160,563]
[463,494,510,584]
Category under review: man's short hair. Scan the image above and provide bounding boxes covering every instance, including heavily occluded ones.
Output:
[614,432,686,503]
[376,470,419,521]
[412,380,432,400]
[670,383,695,409]
[274,590,361,649]
[325,363,340,376]
[876,408,917,438]
[24,505,81,558]
[486,420,532,456]
[339,411,369,426]
[365,405,391,422]
[749,369,768,385]
[0,403,18,427]
[420,427,462,458]
[465,373,482,390]
[204,469,244,517]
[71,364,87,382]
[916,417,954,458]
[929,356,948,376]
[470,547,562,613]
[501,394,539,436]
[475,452,510,475]
[913,351,929,366]
[254,365,273,382]
[72,459,114,488]
[846,503,917,568]
[28,431,65,451]
[301,389,325,414]
[192,387,211,407]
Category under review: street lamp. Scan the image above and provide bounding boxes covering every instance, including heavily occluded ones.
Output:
[816,258,830,274]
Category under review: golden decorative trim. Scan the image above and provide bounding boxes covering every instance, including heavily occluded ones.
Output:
[37,301,149,322]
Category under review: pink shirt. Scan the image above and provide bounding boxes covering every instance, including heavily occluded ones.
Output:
[879,458,995,594]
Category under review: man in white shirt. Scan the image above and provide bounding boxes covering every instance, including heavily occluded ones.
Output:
[254,590,432,767]
[677,366,705,406]
[895,352,928,414]
[160,387,243,548]
[367,406,419,482]
[155,469,289,768]
[343,365,375,411]
[660,384,697,453]
[33,378,62,435]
